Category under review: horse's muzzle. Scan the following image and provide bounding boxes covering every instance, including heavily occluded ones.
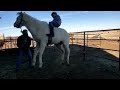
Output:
[14,23,19,28]
[14,23,16,27]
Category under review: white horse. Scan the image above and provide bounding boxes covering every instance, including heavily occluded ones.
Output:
[14,12,70,68]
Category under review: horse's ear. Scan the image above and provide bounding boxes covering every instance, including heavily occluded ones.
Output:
[17,12,22,15]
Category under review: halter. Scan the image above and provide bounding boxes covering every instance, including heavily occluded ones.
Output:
[18,13,23,33]
[17,13,23,29]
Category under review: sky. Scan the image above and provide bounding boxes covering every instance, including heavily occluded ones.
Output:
[0,11,120,37]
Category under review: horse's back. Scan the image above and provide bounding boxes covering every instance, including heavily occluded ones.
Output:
[53,27,70,43]
[55,27,69,37]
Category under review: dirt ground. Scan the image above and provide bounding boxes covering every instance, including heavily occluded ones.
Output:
[0,44,120,79]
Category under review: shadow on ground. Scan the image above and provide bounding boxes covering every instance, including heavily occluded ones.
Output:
[0,44,120,79]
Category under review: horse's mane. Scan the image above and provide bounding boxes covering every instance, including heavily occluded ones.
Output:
[23,12,48,25]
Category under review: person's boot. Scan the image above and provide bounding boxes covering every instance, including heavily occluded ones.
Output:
[47,37,52,46]
[50,27,54,37]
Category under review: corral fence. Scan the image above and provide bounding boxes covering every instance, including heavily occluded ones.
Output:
[0,36,36,50]
[0,29,120,70]
[69,29,120,71]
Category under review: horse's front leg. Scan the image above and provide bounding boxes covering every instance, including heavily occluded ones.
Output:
[38,42,46,68]
[32,43,40,67]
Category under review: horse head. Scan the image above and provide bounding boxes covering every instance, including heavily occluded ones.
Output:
[14,12,25,28]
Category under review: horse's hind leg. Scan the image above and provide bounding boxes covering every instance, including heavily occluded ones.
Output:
[55,44,65,64]
[63,43,70,65]
[32,43,40,67]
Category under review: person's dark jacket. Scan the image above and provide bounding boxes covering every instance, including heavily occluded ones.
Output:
[17,35,31,49]
[52,15,61,26]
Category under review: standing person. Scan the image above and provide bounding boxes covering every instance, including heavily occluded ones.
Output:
[16,29,32,72]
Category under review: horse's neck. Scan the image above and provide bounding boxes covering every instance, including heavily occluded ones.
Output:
[23,14,45,38]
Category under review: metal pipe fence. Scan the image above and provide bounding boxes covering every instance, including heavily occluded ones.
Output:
[69,30,120,71]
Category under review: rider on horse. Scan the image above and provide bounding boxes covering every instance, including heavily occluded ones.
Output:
[47,12,61,44]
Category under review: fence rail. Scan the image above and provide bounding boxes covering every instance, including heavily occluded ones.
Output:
[69,30,120,70]
[0,38,35,49]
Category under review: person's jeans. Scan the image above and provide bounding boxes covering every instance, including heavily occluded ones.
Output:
[49,21,60,27]
[16,48,32,70]
[48,22,59,37]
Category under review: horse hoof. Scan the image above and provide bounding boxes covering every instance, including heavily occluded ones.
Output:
[38,65,43,69]
[15,69,19,73]
[38,67,43,70]
[38,67,42,70]
[31,66,35,69]
[61,62,64,65]
[67,64,70,67]
[39,63,43,68]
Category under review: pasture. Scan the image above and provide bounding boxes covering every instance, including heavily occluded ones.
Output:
[0,44,120,79]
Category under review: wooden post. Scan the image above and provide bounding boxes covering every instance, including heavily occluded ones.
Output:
[83,32,86,61]
[10,36,12,48]
[3,34,6,49]
[119,36,120,71]
[100,34,101,48]
[15,38,17,48]
[77,34,78,44]
[72,36,73,45]
[87,34,88,46]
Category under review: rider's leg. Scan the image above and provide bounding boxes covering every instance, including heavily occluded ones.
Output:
[47,22,54,37]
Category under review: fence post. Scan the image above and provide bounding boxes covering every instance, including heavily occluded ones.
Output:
[15,38,17,48]
[87,34,88,46]
[10,36,12,48]
[3,34,6,49]
[77,34,78,44]
[119,37,120,71]
[100,34,101,48]
[72,36,73,45]
[83,32,86,61]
